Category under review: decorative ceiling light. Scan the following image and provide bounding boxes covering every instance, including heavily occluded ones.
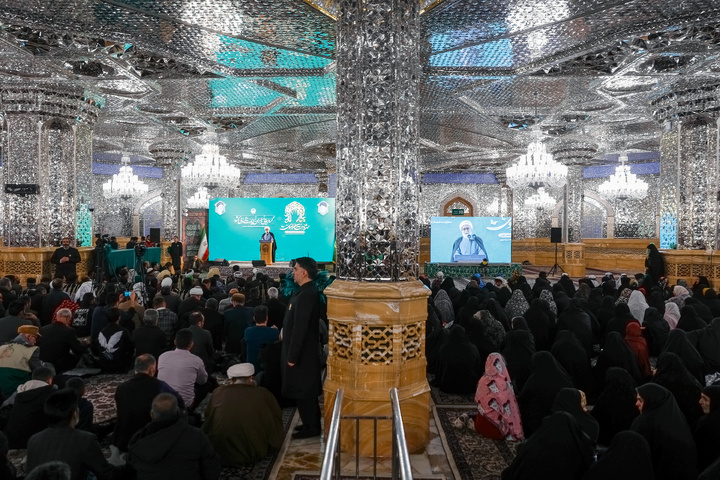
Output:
[524,187,556,209]
[102,156,149,199]
[187,187,211,209]
[506,137,568,190]
[182,144,241,187]
[598,153,649,200]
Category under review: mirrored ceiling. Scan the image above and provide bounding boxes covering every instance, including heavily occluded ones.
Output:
[0,0,718,174]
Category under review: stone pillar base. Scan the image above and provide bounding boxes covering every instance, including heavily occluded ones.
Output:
[323,280,430,457]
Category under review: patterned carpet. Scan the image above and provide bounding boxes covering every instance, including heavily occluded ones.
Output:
[428,375,476,406]
[433,407,519,480]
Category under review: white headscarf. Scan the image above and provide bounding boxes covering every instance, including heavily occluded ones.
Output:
[74,280,94,303]
[627,290,649,323]
[663,302,681,329]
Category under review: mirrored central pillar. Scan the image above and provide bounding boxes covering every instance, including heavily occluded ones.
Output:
[324,0,429,457]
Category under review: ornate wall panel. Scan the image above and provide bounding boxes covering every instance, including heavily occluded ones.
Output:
[585,176,659,239]
[675,118,720,250]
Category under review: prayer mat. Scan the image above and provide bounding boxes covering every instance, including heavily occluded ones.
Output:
[428,375,476,406]
[433,407,519,480]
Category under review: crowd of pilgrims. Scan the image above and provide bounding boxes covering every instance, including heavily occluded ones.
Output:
[422,270,720,480]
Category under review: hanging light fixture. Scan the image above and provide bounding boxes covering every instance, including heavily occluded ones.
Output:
[598,153,648,200]
[186,187,211,209]
[506,135,568,190]
[181,144,241,187]
[524,187,556,209]
[102,156,149,199]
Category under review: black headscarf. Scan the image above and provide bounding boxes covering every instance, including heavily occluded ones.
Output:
[677,305,708,332]
[466,310,505,364]
[582,430,655,480]
[695,385,720,471]
[595,295,616,337]
[652,352,703,426]
[558,275,577,298]
[551,330,594,399]
[642,307,669,357]
[605,303,635,342]
[502,412,594,480]
[557,298,595,356]
[663,329,705,385]
[486,298,511,331]
[518,351,575,437]
[687,317,720,374]
[554,290,571,313]
[591,368,639,447]
[552,388,599,444]
[631,383,697,480]
[648,290,666,316]
[700,289,720,318]
[523,299,555,352]
[586,289,604,317]
[594,331,645,387]
[684,298,713,325]
[434,325,483,394]
[456,296,480,329]
[501,323,536,393]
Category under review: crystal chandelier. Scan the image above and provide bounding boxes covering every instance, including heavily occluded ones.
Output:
[181,144,241,187]
[598,153,649,200]
[102,156,149,199]
[186,187,211,209]
[506,137,568,189]
[524,187,556,209]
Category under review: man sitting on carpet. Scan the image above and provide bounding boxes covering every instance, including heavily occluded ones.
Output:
[152,296,178,351]
[132,309,166,361]
[5,366,57,449]
[157,329,208,410]
[113,354,185,455]
[39,307,86,374]
[26,388,121,480]
[127,393,220,480]
[0,325,45,398]
[202,363,283,466]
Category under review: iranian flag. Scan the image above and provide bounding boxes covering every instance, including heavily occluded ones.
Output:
[198,227,209,262]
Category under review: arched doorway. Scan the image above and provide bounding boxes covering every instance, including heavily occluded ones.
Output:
[441,196,474,217]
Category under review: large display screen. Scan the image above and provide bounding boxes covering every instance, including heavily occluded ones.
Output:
[430,216,512,264]
[208,198,336,262]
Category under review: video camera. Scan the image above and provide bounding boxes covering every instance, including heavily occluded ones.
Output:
[95,233,110,247]
[134,242,147,258]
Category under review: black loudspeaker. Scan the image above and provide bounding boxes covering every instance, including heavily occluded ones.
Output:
[252,260,266,267]
[149,228,161,245]
[318,263,326,271]
[212,259,228,266]
[550,227,562,243]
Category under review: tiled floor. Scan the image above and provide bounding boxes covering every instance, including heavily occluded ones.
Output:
[273,410,453,480]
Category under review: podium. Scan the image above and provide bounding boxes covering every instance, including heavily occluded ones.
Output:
[259,240,274,265]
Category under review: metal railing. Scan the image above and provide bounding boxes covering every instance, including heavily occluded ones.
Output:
[389,388,413,480]
[320,389,344,480]
[319,388,414,480]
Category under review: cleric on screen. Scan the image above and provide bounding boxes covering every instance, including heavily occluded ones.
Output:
[451,219,488,262]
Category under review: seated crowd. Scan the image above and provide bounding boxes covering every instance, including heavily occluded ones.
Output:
[0,262,306,479]
[424,269,720,480]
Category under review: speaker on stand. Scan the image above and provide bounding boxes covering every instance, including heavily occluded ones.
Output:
[549,227,564,277]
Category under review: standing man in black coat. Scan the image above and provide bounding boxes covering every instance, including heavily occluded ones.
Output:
[50,237,81,280]
[169,236,183,275]
[282,257,322,439]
